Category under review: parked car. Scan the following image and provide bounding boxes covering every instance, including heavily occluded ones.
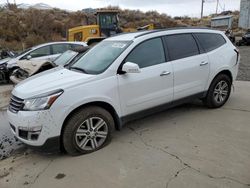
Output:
[0,42,87,83]
[0,62,9,84]
[0,50,16,84]
[237,30,250,46]
[10,46,89,84]
[0,49,16,60]
[8,28,239,155]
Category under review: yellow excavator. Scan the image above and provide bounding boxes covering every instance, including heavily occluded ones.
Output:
[68,9,154,46]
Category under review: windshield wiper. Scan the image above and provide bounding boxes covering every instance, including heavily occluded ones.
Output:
[70,66,87,74]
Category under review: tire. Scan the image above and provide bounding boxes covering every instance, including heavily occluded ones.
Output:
[203,74,232,108]
[62,106,115,156]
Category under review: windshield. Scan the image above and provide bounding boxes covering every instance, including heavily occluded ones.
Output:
[13,47,32,58]
[70,41,131,74]
[54,50,78,66]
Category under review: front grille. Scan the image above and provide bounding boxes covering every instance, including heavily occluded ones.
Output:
[9,95,24,113]
[19,129,28,139]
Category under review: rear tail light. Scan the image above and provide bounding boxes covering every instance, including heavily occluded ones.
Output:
[234,48,239,65]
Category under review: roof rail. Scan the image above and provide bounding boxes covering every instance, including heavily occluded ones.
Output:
[134,26,215,39]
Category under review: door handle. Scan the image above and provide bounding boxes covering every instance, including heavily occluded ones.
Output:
[160,71,171,76]
[200,61,209,66]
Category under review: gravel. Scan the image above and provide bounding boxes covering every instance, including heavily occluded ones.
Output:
[237,46,250,81]
[0,111,23,160]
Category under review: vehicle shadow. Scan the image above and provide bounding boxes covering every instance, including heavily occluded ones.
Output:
[21,99,209,159]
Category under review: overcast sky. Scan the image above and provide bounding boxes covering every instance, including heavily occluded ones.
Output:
[1,0,241,17]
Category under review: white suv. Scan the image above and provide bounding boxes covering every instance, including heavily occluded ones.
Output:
[7,29,239,155]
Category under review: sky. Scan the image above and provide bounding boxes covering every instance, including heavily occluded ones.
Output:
[1,0,241,17]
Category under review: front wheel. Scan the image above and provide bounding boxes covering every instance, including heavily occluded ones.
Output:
[62,106,115,155]
[203,74,232,108]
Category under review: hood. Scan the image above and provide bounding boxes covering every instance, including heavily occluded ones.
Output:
[17,59,53,76]
[0,58,11,65]
[13,67,95,99]
[6,57,19,68]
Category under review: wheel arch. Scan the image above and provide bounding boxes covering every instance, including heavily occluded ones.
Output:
[214,69,233,83]
[205,69,233,97]
[60,101,122,151]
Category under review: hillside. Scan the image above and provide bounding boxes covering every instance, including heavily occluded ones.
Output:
[0,4,183,51]
[0,4,240,51]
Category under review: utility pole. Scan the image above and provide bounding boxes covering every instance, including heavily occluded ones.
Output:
[216,0,219,15]
[201,0,205,19]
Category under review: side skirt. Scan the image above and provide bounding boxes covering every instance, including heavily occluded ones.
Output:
[120,91,207,126]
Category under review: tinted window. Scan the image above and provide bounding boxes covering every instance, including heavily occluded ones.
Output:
[165,34,199,61]
[52,44,70,54]
[125,38,165,68]
[194,33,226,52]
[70,44,82,49]
[29,46,51,58]
[15,48,31,58]
[99,14,117,29]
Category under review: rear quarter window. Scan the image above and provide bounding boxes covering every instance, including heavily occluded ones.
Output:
[164,34,199,61]
[194,33,226,52]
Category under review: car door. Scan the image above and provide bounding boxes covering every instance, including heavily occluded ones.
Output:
[117,37,174,116]
[23,45,52,61]
[164,33,210,100]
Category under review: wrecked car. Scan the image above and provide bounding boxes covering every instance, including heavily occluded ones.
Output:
[0,50,16,84]
[0,42,87,83]
[0,62,10,84]
[10,47,89,84]
[0,49,16,60]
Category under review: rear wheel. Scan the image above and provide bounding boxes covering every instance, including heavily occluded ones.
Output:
[203,74,232,108]
[62,106,115,155]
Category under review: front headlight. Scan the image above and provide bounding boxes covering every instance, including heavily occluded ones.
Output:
[0,63,7,70]
[23,89,63,111]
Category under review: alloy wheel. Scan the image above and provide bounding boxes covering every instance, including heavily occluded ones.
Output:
[213,80,229,104]
[75,117,108,151]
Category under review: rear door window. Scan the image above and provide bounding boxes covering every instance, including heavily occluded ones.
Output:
[164,34,199,61]
[52,44,71,54]
[70,44,83,50]
[194,33,226,52]
[125,38,166,68]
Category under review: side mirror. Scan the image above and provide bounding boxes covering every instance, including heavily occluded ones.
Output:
[26,55,32,60]
[122,62,141,74]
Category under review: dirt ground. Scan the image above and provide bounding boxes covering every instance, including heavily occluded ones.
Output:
[237,46,250,81]
[0,81,250,188]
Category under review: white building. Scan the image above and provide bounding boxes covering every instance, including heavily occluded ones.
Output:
[239,0,250,29]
